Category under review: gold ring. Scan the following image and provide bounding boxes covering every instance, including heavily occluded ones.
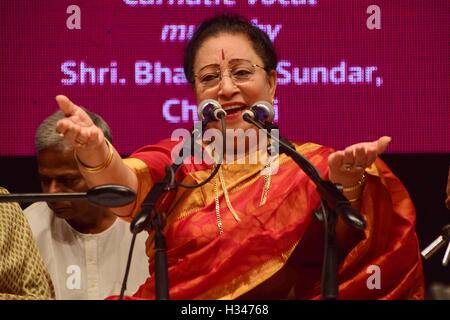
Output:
[344,164,352,171]
[75,139,86,147]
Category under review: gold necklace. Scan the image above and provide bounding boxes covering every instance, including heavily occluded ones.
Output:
[213,158,273,236]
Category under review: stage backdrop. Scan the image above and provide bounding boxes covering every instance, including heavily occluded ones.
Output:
[0,0,448,156]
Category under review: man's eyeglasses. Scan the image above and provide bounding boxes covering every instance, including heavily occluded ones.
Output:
[194,59,266,89]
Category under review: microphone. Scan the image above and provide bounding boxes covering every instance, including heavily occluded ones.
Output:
[422,224,450,266]
[197,99,226,123]
[0,185,136,208]
[242,101,275,124]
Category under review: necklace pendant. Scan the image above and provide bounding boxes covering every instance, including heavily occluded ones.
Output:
[259,162,272,207]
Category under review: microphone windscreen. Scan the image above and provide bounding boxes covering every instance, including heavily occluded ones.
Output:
[87,185,136,207]
[197,99,222,120]
[251,101,275,123]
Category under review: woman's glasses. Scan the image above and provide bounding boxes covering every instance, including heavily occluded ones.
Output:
[195,59,266,89]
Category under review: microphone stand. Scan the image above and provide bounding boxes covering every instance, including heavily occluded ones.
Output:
[129,122,208,300]
[129,167,176,300]
[243,115,366,300]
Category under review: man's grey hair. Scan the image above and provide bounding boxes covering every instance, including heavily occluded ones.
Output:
[35,110,112,153]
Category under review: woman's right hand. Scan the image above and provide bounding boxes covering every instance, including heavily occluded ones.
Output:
[55,95,139,215]
[55,95,105,150]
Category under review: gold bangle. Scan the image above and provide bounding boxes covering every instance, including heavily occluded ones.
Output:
[342,173,366,193]
[74,139,114,173]
[347,196,361,203]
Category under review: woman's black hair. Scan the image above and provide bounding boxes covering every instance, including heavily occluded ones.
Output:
[183,14,278,84]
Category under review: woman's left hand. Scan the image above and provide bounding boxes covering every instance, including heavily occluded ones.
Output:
[328,136,391,188]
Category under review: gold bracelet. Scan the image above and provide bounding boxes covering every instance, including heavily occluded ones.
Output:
[74,139,114,173]
[342,173,366,193]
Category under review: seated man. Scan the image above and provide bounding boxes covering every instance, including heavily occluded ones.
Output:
[0,187,54,299]
[24,110,148,300]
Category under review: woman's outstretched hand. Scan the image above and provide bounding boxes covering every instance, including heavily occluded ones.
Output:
[55,95,105,150]
[328,136,391,188]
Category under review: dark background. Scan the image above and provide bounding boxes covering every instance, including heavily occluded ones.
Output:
[1,0,449,156]
[1,153,448,298]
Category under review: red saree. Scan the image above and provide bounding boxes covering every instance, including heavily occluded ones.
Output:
[118,140,424,300]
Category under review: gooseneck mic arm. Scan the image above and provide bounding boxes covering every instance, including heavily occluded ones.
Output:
[128,127,199,300]
[243,110,366,300]
[0,185,136,208]
[243,113,365,229]
[129,99,227,300]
